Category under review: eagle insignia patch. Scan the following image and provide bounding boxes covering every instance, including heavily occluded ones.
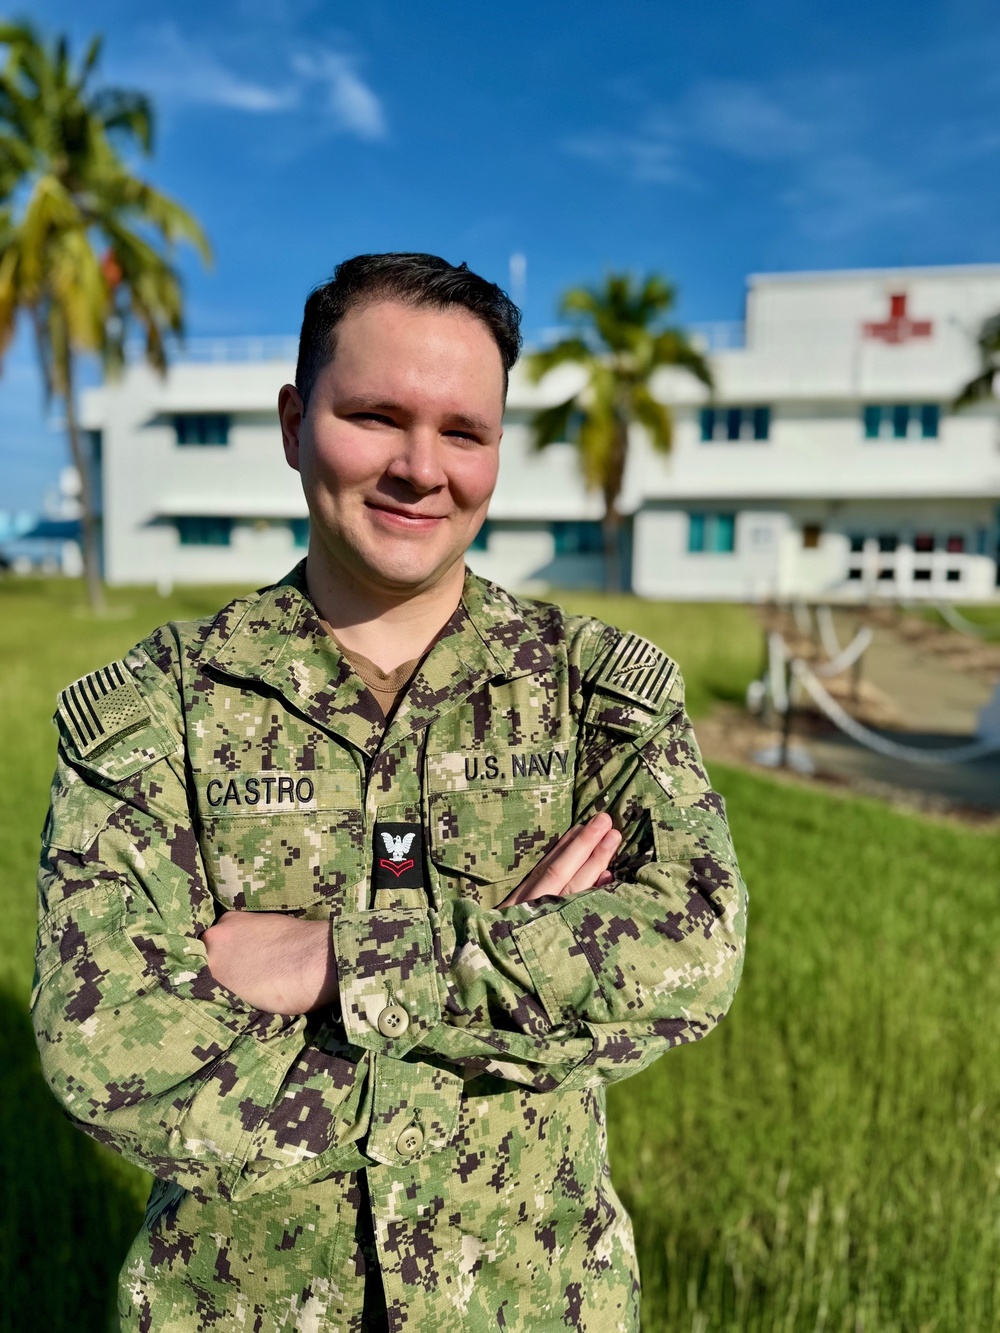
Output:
[373,821,424,891]
[57,660,149,757]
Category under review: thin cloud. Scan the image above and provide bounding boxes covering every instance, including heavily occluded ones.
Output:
[564,74,927,241]
[123,25,386,139]
[291,50,386,140]
[563,128,682,184]
[125,25,294,113]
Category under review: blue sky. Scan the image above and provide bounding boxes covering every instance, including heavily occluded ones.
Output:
[4,0,1000,509]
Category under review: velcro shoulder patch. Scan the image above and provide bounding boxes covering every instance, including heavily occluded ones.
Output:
[593,631,677,713]
[58,660,150,758]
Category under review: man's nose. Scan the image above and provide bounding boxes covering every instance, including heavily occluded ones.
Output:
[385,428,447,493]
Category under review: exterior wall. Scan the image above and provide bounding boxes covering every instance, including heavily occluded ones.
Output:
[85,360,305,586]
[83,265,1000,599]
[466,522,606,593]
[635,500,997,602]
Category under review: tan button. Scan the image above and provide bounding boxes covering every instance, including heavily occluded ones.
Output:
[396,1124,424,1156]
[377,1004,410,1037]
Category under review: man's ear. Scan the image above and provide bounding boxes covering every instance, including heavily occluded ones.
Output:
[279,384,305,472]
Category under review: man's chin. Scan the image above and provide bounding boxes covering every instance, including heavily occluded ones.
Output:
[356,551,466,598]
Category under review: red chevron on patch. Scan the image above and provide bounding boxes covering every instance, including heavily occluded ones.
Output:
[378,858,415,878]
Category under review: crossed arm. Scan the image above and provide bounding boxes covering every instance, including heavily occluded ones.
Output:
[203,813,622,1016]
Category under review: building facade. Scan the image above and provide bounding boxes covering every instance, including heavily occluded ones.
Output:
[83,265,1000,600]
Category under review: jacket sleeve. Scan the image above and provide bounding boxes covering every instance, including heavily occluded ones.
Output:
[32,638,373,1202]
[331,627,748,1092]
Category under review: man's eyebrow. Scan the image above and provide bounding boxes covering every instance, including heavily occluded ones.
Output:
[342,396,492,434]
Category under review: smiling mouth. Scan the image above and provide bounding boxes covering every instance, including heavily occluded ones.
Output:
[367,502,445,523]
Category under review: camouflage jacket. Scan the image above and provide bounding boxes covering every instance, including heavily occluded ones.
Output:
[33,565,747,1333]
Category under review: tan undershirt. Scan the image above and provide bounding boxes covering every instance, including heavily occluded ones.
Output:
[321,621,422,720]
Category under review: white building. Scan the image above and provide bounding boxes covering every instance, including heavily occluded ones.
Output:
[83,265,1000,601]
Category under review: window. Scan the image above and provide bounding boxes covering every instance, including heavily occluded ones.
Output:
[920,405,939,438]
[688,512,736,554]
[469,520,491,552]
[862,405,940,441]
[700,406,770,442]
[849,534,865,553]
[946,535,965,554]
[914,533,935,553]
[552,521,603,556]
[174,413,230,446]
[946,569,962,582]
[802,524,822,550]
[289,518,309,549]
[877,568,895,580]
[175,516,232,546]
[848,567,863,580]
[913,569,932,581]
[878,534,897,553]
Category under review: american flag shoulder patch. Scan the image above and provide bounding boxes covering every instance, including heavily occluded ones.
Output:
[594,632,677,712]
[57,660,150,757]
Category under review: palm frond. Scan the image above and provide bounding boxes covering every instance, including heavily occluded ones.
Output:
[92,88,153,152]
[528,397,579,451]
[632,385,672,452]
[525,335,592,382]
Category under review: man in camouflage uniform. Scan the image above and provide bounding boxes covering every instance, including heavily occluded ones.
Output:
[34,254,747,1332]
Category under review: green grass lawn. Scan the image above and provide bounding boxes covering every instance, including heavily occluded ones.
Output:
[2,578,998,1331]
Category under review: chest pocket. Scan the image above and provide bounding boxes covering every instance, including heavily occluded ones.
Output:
[198,770,365,916]
[426,746,576,909]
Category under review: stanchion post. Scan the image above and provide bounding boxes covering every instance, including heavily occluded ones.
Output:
[779,660,793,768]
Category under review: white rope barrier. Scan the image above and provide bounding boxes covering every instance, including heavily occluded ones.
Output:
[814,625,873,678]
[935,602,997,640]
[816,604,842,660]
[790,659,1000,765]
[767,632,788,715]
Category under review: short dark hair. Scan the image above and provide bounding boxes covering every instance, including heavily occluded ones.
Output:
[294,252,522,406]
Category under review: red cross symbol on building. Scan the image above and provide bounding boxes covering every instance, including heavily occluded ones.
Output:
[862,292,933,344]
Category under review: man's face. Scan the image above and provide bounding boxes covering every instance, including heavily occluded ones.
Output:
[280,299,504,599]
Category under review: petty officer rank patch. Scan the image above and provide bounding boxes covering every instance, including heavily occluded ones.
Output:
[594,631,677,712]
[373,821,424,891]
[57,660,150,757]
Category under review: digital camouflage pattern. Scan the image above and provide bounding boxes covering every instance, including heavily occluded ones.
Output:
[33,564,747,1332]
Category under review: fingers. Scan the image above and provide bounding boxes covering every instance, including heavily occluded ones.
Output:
[499,814,621,907]
[559,825,621,897]
[517,813,612,901]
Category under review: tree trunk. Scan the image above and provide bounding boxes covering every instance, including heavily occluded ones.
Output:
[601,416,629,594]
[602,501,621,595]
[63,353,106,613]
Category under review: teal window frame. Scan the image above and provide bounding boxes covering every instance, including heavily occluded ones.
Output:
[552,520,603,556]
[175,516,232,546]
[862,404,939,441]
[701,406,770,442]
[174,413,231,446]
[688,512,735,554]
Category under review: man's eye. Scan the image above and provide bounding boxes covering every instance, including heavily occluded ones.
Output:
[445,430,481,443]
[353,412,395,426]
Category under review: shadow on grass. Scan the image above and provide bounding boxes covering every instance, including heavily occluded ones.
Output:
[0,990,146,1333]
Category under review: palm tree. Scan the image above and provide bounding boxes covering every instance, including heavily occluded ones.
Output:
[954,312,1000,409]
[527,273,712,592]
[0,21,210,610]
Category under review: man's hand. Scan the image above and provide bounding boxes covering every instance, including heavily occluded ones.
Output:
[499,812,621,908]
[203,912,338,1016]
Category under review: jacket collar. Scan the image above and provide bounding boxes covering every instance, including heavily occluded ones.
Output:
[203,562,554,755]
